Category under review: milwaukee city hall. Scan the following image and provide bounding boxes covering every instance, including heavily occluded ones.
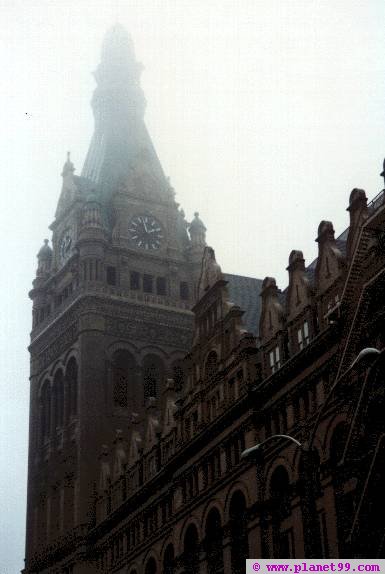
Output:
[24,25,385,574]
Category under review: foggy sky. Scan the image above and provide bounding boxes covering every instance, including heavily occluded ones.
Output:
[1,1,385,572]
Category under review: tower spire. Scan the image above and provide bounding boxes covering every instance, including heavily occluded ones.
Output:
[82,25,167,195]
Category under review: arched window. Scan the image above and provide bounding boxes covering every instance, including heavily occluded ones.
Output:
[53,369,64,429]
[299,449,323,556]
[205,351,218,380]
[229,491,249,572]
[329,423,352,557]
[145,557,157,574]
[270,466,293,557]
[40,380,51,442]
[163,543,175,574]
[184,524,199,573]
[112,350,135,408]
[66,357,78,419]
[205,508,224,573]
[143,355,164,400]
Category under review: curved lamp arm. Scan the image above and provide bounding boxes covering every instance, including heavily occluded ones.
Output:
[307,347,381,451]
[241,434,302,460]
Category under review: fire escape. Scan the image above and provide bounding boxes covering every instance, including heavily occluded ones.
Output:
[332,183,385,557]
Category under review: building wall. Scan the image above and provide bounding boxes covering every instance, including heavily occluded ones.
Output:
[23,25,385,574]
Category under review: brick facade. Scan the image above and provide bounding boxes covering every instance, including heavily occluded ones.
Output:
[23,25,385,574]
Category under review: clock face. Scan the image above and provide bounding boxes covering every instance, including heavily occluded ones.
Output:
[129,215,164,250]
[59,230,73,263]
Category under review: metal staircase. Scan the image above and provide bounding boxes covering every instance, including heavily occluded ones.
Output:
[334,189,385,382]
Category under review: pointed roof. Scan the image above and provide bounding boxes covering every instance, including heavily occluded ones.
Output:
[82,25,168,195]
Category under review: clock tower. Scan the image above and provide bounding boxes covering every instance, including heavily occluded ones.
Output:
[24,25,205,573]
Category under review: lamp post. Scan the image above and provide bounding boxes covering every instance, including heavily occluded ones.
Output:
[307,347,381,453]
[241,434,310,558]
[242,347,382,559]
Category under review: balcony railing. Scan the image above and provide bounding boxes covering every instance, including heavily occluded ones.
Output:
[367,188,385,214]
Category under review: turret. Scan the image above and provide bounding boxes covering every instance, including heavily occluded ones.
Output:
[189,212,206,248]
[55,152,78,219]
[36,239,52,279]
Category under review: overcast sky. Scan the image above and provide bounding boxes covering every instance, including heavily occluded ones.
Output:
[1,1,385,572]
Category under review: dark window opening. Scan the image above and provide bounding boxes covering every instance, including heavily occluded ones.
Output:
[205,351,218,380]
[106,266,117,286]
[184,524,199,573]
[230,491,249,573]
[66,357,78,418]
[143,355,164,400]
[205,508,224,574]
[130,271,140,290]
[112,350,135,409]
[156,277,166,296]
[40,381,51,442]
[143,274,153,293]
[163,543,175,574]
[180,281,189,300]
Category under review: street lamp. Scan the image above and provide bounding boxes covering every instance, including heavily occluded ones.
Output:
[241,435,302,461]
[242,433,320,558]
[241,347,382,559]
[306,347,381,453]
[241,434,318,558]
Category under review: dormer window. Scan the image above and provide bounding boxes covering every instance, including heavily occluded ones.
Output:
[269,345,280,374]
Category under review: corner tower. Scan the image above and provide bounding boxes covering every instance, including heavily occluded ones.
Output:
[24,26,205,573]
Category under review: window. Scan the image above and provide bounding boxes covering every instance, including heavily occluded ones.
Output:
[106,266,117,286]
[156,276,166,295]
[298,320,310,350]
[130,271,140,290]
[269,345,280,374]
[230,491,249,573]
[53,370,64,429]
[192,411,198,433]
[143,355,164,400]
[66,357,78,418]
[143,274,153,293]
[40,381,51,442]
[180,281,189,300]
[205,351,218,380]
[205,508,224,573]
[113,350,135,408]
[297,328,303,350]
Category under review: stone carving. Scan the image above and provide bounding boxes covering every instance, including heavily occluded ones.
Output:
[34,323,78,373]
[198,246,223,299]
[105,316,191,349]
